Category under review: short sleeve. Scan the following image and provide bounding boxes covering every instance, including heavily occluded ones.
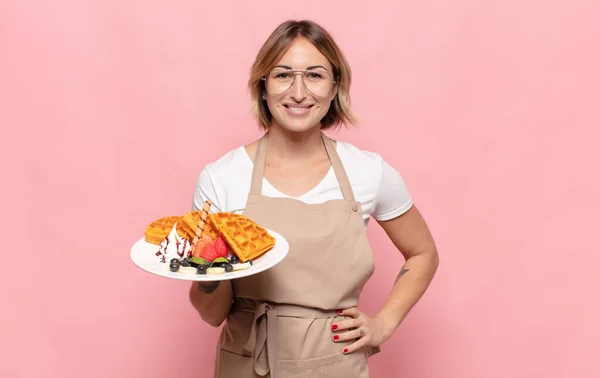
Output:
[372,160,414,221]
[191,168,223,213]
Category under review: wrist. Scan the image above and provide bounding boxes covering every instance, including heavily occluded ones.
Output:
[375,312,401,338]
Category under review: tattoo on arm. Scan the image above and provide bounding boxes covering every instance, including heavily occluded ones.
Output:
[395,268,410,283]
[198,281,220,294]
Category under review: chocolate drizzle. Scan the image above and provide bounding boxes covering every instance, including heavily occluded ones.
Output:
[156,236,169,263]
[184,240,192,258]
[176,238,184,257]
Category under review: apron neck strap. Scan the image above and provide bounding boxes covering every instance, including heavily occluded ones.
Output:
[249,132,356,202]
[249,134,268,195]
[321,134,355,201]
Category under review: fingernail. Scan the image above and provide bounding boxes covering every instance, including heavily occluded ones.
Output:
[343,348,348,354]
[337,309,343,315]
[331,324,338,331]
[333,335,339,341]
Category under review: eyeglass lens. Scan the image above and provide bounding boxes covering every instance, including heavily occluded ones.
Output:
[265,70,333,97]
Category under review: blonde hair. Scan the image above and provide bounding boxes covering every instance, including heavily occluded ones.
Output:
[248,20,356,130]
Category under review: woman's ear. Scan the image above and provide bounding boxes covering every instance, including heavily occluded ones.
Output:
[331,84,339,101]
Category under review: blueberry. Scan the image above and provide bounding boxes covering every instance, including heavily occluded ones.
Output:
[170,258,180,264]
[181,258,190,267]
[196,265,207,275]
[169,262,180,272]
[224,263,233,273]
[230,255,240,264]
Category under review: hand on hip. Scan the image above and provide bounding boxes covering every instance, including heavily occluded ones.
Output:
[331,307,394,354]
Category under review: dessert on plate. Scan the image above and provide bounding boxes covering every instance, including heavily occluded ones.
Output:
[144,215,180,245]
[143,200,276,276]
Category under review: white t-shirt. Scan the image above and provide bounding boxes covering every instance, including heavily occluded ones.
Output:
[192,141,413,226]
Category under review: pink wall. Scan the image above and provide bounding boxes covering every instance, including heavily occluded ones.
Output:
[2,1,599,377]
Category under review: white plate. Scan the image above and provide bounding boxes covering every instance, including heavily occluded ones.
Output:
[130,229,289,281]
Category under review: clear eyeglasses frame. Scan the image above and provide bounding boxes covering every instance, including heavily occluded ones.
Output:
[262,69,336,98]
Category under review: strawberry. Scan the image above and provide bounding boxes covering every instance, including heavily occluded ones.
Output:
[191,240,205,258]
[191,234,213,258]
[199,242,219,262]
[213,236,229,259]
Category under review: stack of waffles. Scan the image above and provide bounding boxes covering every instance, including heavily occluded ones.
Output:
[143,201,276,264]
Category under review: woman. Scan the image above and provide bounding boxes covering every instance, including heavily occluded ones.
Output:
[189,19,439,378]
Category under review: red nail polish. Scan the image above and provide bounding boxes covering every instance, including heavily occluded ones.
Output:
[333,335,339,341]
[337,309,343,315]
[343,348,348,354]
[331,324,338,331]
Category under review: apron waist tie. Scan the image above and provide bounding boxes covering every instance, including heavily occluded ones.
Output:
[237,300,339,378]
[243,302,277,376]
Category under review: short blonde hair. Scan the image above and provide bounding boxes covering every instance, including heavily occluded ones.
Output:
[248,20,356,130]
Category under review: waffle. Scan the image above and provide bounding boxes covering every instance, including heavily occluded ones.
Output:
[145,216,180,245]
[176,211,220,242]
[208,212,275,262]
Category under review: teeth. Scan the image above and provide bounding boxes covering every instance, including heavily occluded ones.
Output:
[289,107,308,111]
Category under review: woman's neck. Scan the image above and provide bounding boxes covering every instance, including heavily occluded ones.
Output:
[265,126,326,161]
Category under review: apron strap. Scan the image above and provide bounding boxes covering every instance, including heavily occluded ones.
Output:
[321,134,355,202]
[243,302,278,377]
[249,134,268,195]
[248,132,356,202]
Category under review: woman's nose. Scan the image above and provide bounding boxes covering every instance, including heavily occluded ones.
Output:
[290,73,308,101]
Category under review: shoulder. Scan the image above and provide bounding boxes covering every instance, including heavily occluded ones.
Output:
[332,140,386,209]
[191,146,252,213]
[335,140,413,221]
[202,146,250,180]
[335,140,386,179]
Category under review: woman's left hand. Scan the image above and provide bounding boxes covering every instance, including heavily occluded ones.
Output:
[331,307,395,354]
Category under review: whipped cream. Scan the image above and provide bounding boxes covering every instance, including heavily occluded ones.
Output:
[155,224,192,263]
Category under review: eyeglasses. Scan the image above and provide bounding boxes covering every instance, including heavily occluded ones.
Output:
[262,69,336,97]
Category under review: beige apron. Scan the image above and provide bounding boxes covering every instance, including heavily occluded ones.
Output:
[214,132,380,378]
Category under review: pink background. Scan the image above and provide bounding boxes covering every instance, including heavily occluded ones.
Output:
[2,1,599,377]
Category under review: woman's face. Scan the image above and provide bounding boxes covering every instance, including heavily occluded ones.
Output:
[264,37,337,133]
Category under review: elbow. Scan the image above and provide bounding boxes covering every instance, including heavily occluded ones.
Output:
[188,290,226,328]
[414,246,439,273]
[202,314,227,328]
[429,247,440,272]
[191,303,228,328]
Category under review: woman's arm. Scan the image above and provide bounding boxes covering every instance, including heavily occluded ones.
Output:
[375,204,439,335]
[189,280,233,327]
[333,204,439,353]
[189,168,234,327]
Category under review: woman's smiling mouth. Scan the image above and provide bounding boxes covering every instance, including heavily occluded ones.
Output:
[283,103,314,116]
